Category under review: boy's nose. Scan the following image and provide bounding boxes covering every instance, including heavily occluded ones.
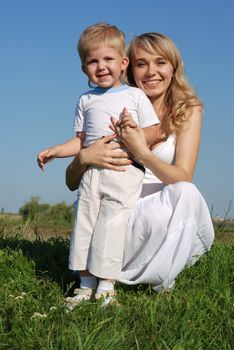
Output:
[97,61,105,70]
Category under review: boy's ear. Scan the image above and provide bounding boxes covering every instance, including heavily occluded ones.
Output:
[122,56,129,70]
[82,65,87,74]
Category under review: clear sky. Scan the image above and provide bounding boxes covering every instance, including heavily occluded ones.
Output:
[0,0,233,218]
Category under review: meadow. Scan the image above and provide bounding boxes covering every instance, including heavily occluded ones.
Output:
[0,213,233,350]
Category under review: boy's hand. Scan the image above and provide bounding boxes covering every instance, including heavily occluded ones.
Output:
[119,107,138,129]
[109,108,138,141]
[37,147,57,171]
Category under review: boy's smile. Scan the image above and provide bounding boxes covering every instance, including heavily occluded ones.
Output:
[82,46,129,88]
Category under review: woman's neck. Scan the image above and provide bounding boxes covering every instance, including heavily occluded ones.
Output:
[151,97,166,121]
[149,95,169,141]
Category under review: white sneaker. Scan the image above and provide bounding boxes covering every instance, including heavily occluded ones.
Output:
[95,290,119,307]
[64,288,95,311]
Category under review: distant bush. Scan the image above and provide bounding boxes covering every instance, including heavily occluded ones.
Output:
[19,196,49,221]
[19,196,74,228]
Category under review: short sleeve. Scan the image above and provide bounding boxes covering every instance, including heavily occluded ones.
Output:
[73,97,85,132]
[137,90,160,128]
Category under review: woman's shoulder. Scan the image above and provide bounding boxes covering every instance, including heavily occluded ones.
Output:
[186,105,203,123]
[186,104,203,118]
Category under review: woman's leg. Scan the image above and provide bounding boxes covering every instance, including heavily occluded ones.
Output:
[120,182,214,291]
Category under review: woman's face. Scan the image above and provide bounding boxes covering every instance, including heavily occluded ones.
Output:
[131,46,174,103]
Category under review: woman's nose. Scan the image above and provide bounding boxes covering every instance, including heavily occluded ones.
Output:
[147,64,156,76]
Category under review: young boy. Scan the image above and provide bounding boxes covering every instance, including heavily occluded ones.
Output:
[37,23,159,308]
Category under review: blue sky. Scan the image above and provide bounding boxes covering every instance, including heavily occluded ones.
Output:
[0,0,233,218]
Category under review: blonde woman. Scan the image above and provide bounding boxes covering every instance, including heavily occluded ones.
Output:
[66,32,214,297]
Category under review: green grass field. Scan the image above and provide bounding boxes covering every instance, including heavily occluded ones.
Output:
[0,217,233,349]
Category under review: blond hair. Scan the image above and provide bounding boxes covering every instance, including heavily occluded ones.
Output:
[127,33,203,135]
[78,23,126,64]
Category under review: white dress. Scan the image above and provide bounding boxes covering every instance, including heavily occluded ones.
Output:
[119,134,215,291]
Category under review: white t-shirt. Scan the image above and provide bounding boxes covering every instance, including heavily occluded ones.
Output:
[73,84,159,147]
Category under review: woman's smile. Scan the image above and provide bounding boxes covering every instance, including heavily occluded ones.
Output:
[131,47,174,100]
[143,78,162,87]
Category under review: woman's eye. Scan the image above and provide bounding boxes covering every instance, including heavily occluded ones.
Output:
[157,60,166,65]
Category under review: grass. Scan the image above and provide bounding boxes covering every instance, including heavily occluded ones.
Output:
[0,221,233,349]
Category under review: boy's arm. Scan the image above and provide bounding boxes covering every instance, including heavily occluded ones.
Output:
[37,132,85,170]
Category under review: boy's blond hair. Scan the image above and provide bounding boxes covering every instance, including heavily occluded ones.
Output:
[78,23,126,64]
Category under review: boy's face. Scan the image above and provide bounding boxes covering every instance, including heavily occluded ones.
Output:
[82,46,129,88]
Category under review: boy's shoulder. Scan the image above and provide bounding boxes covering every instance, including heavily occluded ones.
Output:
[77,85,147,101]
[124,86,149,99]
[79,89,96,98]
[76,89,98,105]
[124,85,146,94]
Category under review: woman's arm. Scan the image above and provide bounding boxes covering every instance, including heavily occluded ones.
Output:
[65,153,87,191]
[118,106,202,184]
[65,134,133,191]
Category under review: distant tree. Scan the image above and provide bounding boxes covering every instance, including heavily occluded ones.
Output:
[19,197,74,227]
[19,196,50,221]
[45,202,74,227]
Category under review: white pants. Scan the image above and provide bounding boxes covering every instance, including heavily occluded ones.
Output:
[69,165,144,279]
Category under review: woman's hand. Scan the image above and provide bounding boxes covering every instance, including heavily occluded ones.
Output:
[65,134,132,191]
[79,134,132,171]
[111,115,151,164]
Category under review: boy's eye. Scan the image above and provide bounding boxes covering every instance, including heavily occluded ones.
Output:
[136,62,146,67]
[86,59,97,65]
[105,57,114,61]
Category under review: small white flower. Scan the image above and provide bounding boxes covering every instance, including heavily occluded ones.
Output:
[49,306,57,311]
[9,292,27,300]
[31,312,48,319]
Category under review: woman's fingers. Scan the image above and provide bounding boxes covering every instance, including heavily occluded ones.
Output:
[103,163,128,172]
[100,134,117,144]
[111,151,130,159]
[106,141,120,150]
[121,117,138,128]
[107,157,132,165]
[81,130,135,171]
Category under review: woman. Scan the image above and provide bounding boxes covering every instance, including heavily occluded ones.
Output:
[66,32,214,294]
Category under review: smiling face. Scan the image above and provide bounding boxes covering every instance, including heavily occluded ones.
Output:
[82,46,129,88]
[131,46,174,104]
